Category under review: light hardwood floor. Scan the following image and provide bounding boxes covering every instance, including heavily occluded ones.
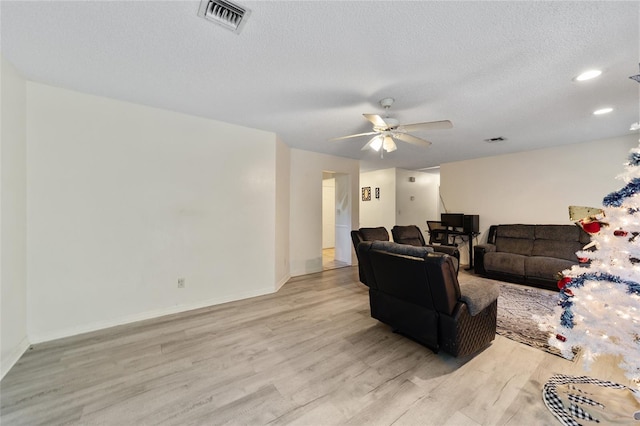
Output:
[322,248,350,271]
[0,267,632,425]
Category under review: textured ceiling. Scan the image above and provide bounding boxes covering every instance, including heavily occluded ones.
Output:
[2,1,639,171]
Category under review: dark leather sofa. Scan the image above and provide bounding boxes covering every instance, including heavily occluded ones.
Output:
[357,241,498,357]
[474,224,590,290]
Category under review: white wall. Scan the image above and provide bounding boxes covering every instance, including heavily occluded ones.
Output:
[440,134,638,264]
[26,82,280,342]
[395,168,439,236]
[359,168,396,232]
[289,149,359,276]
[322,177,335,248]
[1,56,30,378]
[359,168,440,241]
[334,173,352,264]
[274,136,290,290]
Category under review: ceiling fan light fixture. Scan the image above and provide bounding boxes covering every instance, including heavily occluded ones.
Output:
[330,97,451,156]
[383,136,397,152]
[370,136,383,152]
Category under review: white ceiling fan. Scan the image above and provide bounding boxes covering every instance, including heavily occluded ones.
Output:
[331,97,453,156]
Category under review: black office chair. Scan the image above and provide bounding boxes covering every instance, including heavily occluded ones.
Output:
[427,221,450,245]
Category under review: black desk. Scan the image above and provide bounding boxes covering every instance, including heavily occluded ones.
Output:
[447,230,480,270]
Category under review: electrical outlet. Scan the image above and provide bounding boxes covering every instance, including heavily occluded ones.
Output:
[177,278,185,288]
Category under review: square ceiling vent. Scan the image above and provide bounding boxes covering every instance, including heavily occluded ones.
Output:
[198,0,251,34]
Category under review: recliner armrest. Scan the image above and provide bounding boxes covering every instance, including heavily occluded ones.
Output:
[458,280,499,316]
[429,244,459,259]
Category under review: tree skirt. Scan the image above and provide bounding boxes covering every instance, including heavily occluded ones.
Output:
[543,374,640,425]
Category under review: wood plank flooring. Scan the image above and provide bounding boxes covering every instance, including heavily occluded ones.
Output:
[322,248,350,271]
[0,267,633,425]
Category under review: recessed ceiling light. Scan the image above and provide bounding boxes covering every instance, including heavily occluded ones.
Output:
[593,107,613,115]
[575,69,602,81]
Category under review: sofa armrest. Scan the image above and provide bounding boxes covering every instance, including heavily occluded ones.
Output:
[474,243,495,275]
[458,280,499,316]
[475,243,496,253]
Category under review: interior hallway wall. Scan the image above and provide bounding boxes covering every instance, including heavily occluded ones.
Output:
[395,168,439,233]
[1,56,29,378]
[359,168,440,241]
[322,176,336,249]
[289,149,359,276]
[274,136,291,290]
[359,168,396,232]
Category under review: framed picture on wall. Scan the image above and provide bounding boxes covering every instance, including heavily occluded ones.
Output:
[362,186,371,201]
[375,187,380,199]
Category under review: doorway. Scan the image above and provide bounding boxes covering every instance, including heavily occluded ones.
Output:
[322,172,350,270]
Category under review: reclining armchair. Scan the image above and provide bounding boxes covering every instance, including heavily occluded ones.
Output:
[391,225,460,273]
[351,227,391,284]
[351,226,461,284]
[357,241,498,357]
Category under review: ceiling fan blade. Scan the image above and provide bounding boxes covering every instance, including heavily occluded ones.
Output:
[363,114,388,128]
[329,131,378,141]
[393,133,432,148]
[399,120,453,132]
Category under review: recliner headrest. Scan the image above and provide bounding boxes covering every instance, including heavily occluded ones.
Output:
[371,241,434,258]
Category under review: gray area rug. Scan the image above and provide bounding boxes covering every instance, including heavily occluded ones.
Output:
[458,272,574,359]
[495,282,570,358]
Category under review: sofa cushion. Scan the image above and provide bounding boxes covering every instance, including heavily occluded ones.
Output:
[496,224,535,239]
[484,252,527,276]
[495,237,534,256]
[532,239,582,262]
[371,241,433,258]
[359,227,389,241]
[535,225,578,241]
[525,256,576,281]
[495,225,535,256]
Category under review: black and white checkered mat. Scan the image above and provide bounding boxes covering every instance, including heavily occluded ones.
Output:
[543,374,640,425]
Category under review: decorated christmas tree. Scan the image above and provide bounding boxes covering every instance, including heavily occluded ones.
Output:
[544,144,640,383]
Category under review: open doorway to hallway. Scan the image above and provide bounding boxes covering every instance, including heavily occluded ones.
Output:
[322,171,350,270]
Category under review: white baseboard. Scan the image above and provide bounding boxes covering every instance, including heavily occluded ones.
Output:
[29,286,276,344]
[1,337,30,380]
[275,274,290,291]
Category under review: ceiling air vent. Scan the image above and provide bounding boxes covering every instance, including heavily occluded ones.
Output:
[198,0,251,34]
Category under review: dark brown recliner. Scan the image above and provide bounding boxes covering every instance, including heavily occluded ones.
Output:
[357,240,498,357]
[391,225,461,273]
[351,227,391,285]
